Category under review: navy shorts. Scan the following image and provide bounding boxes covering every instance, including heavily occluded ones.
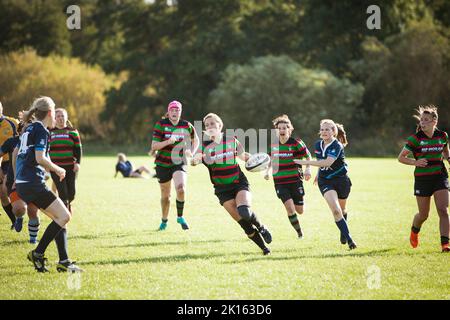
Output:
[214,172,250,206]
[155,164,186,183]
[275,181,305,206]
[318,175,352,199]
[414,176,449,197]
[16,183,57,210]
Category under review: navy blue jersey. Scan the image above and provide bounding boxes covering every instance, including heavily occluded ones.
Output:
[116,160,133,177]
[1,136,20,188]
[314,139,348,179]
[16,122,50,185]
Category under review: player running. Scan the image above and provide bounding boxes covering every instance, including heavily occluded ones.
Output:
[0,101,19,228]
[15,97,82,272]
[398,105,449,252]
[151,100,199,230]
[191,113,272,255]
[2,121,40,243]
[264,115,312,238]
[294,119,357,250]
[49,108,82,213]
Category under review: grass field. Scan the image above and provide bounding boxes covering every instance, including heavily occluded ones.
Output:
[0,157,449,300]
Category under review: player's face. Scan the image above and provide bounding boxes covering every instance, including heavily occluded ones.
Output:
[419,114,436,132]
[168,107,181,122]
[47,108,56,129]
[204,117,221,137]
[320,123,334,140]
[276,123,291,139]
[55,110,67,127]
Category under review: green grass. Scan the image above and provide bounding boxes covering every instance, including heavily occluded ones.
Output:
[0,157,449,300]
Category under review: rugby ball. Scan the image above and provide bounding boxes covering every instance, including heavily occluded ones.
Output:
[245,153,271,173]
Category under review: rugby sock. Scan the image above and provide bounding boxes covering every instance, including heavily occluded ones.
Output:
[288,214,302,235]
[54,228,69,262]
[441,236,449,245]
[411,226,421,234]
[28,218,40,242]
[35,221,63,255]
[162,218,168,223]
[249,232,267,250]
[250,212,262,230]
[3,204,15,224]
[238,219,267,250]
[335,218,353,243]
[176,200,184,217]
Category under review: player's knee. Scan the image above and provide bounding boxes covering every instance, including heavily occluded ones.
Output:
[331,208,342,218]
[175,184,185,195]
[295,206,304,215]
[12,204,26,217]
[237,205,252,221]
[418,211,429,220]
[161,195,171,203]
[436,207,448,218]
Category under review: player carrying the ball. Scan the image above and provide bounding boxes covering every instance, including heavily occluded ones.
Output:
[294,119,357,250]
[398,105,449,252]
[264,114,312,238]
[191,113,272,255]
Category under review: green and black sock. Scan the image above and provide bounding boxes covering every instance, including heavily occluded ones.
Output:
[176,200,184,217]
[288,214,302,235]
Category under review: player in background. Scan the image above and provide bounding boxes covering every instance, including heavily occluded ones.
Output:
[151,100,199,231]
[114,153,153,178]
[264,115,312,238]
[49,108,82,214]
[294,119,357,250]
[398,105,449,252]
[2,121,40,243]
[15,97,82,272]
[0,101,19,228]
[191,113,272,255]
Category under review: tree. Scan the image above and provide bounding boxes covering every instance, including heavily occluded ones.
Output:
[208,55,364,145]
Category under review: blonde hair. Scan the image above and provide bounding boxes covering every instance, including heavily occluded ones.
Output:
[203,113,223,130]
[23,96,55,123]
[320,119,348,147]
[55,108,74,128]
[117,153,126,162]
[414,105,438,132]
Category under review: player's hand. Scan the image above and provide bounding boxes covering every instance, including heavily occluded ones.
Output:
[415,159,428,167]
[191,153,202,166]
[73,163,80,173]
[55,166,66,181]
[304,168,312,181]
[264,174,270,181]
[167,137,177,145]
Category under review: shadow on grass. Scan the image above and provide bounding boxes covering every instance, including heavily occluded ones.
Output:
[223,248,396,264]
[81,252,225,266]
[100,239,237,248]
[70,232,138,241]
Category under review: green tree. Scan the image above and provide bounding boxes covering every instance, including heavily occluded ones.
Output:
[208,55,364,145]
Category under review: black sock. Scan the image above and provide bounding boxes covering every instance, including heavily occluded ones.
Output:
[176,200,184,217]
[3,204,15,224]
[249,232,267,251]
[35,221,63,255]
[441,236,449,245]
[335,218,353,243]
[288,214,302,235]
[55,228,69,262]
[162,218,168,223]
[343,213,348,221]
[250,212,262,229]
[411,226,420,234]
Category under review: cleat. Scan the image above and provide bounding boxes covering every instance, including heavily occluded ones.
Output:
[27,250,49,273]
[442,245,449,253]
[410,231,419,248]
[297,229,303,239]
[340,232,347,244]
[10,224,14,230]
[259,226,272,244]
[14,217,23,232]
[263,247,271,255]
[158,221,167,231]
[177,217,189,230]
[348,241,357,250]
[56,260,84,273]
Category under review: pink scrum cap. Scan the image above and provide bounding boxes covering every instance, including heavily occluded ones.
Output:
[167,100,182,112]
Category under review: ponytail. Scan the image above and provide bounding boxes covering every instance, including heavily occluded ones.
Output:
[22,107,37,124]
[335,123,348,147]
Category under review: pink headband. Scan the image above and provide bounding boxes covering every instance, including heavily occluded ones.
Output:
[167,100,182,112]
